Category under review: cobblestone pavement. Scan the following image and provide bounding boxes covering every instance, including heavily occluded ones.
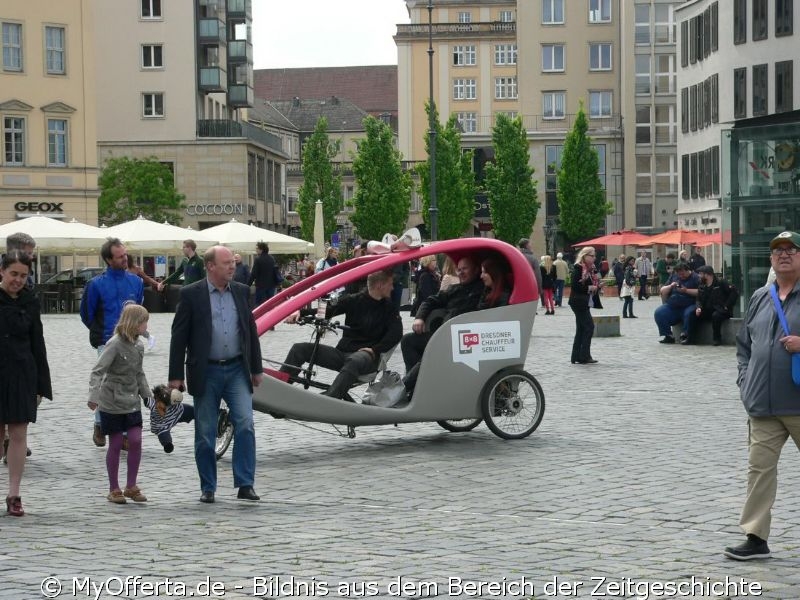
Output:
[2,296,800,599]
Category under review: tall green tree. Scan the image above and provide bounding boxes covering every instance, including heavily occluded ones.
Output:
[98,156,185,225]
[484,114,539,244]
[556,104,613,242]
[297,117,343,242]
[350,116,412,240]
[416,103,475,240]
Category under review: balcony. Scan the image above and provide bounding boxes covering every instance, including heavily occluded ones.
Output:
[198,119,283,155]
[228,84,254,107]
[227,0,252,19]
[199,67,227,92]
[198,18,226,45]
[395,21,515,40]
[227,40,253,63]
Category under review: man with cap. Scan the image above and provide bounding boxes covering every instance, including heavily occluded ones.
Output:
[686,265,738,345]
[553,252,569,307]
[517,238,543,299]
[653,262,701,343]
[725,231,800,560]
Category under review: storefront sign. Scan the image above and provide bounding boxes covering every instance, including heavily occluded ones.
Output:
[185,203,244,216]
[14,201,63,212]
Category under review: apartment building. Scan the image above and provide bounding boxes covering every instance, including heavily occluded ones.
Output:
[396,0,624,252]
[0,0,98,226]
[93,0,288,231]
[676,0,799,302]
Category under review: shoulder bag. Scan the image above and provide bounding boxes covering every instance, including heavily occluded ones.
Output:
[769,285,800,386]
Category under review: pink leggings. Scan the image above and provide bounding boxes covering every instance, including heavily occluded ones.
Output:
[542,289,555,312]
[106,426,142,491]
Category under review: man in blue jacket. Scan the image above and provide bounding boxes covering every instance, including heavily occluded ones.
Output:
[725,231,800,560]
[80,238,144,446]
[653,262,700,344]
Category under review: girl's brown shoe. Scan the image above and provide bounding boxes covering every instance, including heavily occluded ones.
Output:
[6,495,24,516]
[123,486,147,503]
[107,489,126,504]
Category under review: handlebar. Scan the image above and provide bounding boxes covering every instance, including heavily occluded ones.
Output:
[297,314,351,332]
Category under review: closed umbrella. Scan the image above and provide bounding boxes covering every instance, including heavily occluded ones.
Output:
[313,200,325,260]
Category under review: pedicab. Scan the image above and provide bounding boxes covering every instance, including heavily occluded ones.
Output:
[215,235,544,458]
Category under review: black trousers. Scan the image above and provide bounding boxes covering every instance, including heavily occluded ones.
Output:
[686,309,730,342]
[570,306,595,363]
[280,342,377,398]
[400,331,432,392]
[638,275,649,299]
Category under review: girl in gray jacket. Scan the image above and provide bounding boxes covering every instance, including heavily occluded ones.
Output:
[88,304,151,504]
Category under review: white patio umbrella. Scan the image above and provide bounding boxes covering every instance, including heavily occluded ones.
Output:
[202,218,313,255]
[313,200,325,259]
[0,215,107,254]
[104,215,217,253]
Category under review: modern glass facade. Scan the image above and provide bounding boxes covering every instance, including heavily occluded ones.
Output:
[722,110,800,312]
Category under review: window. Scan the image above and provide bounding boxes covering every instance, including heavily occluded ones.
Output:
[495,77,517,100]
[703,78,712,127]
[496,111,518,122]
[3,117,24,165]
[635,55,651,95]
[680,21,688,67]
[589,43,612,70]
[776,0,793,36]
[542,44,565,72]
[542,0,564,24]
[456,112,477,133]
[142,44,163,68]
[734,67,747,118]
[47,119,67,166]
[141,0,162,18]
[702,8,712,58]
[543,92,565,119]
[143,92,164,117]
[635,5,650,44]
[458,12,471,23]
[680,88,689,133]
[654,4,674,44]
[711,146,720,195]
[690,85,698,131]
[654,55,674,94]
[589,91,612,118]
[545,145,563,216]
[681,155,690,199]
[2,22,22,71]
[690,153,699,198]
[734,0,746,44]
[636,156,652,194]
[45,26,65,74]
[589,0,611,23]
[453,45,476,66]
[689,17,697,64]
[711,74,719,123]
[655,105,675,145]
[752,64,768,116]
[499,10,514,23]
[776,61,794,113]
[753,0,768,41]
[594,144,606,189]
[494,44,517,65]
[452,79,476,100]
[636,106,651,144]
[711,2,719,51]
[636,204,653,227]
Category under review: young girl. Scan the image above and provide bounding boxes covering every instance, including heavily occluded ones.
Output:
[539,255,556,315]
[88,303,151,504]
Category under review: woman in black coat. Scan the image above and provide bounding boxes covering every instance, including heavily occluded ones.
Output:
[411,255,440,316]
[0,251,52,516]
[568,246,603,364]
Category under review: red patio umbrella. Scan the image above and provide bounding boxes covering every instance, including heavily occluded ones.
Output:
[639,229,705,246]
[573,230,652,247]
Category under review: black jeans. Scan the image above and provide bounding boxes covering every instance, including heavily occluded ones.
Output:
[638,275,649,299]
[686,309,730,342]
[570,306,595,363]
[280,342,377,398]
[622,296,634,317]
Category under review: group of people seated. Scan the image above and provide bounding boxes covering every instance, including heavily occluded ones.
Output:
[279,253,513,402]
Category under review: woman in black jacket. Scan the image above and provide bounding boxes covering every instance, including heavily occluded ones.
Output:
[568,246,603,364]
[411,255,440,316]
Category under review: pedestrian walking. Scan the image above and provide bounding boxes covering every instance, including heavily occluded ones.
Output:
[88,304,151,504]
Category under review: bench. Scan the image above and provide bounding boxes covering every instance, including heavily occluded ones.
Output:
[593,315,620,337]
[672,318,743,346]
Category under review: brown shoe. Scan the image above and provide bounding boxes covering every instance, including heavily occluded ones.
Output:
[107,489,126,504]
[93,424,106,447]
[123,485,147,503]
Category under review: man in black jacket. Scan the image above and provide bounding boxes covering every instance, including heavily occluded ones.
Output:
[401,255,484,392]
[248,242,279,306]
[686,265,738,345]
[280,269,402,399]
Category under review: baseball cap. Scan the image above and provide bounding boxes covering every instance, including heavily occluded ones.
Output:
[696,265,715,276]
[769,231,800,250]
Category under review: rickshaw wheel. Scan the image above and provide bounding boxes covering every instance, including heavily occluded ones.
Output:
[437,419,482,433]
[480,368,545,440]
[215,405,234,461]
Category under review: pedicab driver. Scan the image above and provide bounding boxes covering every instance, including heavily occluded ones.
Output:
[280,269,402,399]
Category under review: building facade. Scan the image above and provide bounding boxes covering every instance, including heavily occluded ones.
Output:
[94,0,288,232]
[0,0,98,226]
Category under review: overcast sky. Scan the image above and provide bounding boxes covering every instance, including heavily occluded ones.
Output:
[252,1,411,69]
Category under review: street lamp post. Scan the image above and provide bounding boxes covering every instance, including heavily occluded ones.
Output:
[427,0,438,241]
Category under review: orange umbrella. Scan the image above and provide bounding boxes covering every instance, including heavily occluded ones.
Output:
[640,229,705,246]
[573,230,652,247]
